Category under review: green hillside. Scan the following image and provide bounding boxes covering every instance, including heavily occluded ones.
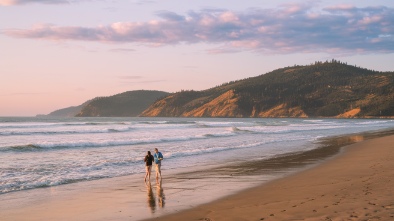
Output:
[141,61,394,118]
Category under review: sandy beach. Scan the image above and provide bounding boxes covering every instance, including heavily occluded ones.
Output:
[1,133,394,221]
[146,134,394,221]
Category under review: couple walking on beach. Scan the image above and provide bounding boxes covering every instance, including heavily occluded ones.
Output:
[144,148,163,182]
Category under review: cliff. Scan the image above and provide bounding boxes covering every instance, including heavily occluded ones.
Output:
[141,61,394,118]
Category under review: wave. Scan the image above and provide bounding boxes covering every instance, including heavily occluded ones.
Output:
[81,122,128,125]
[196,121,248,128]
[0,127,134,136]
[3,118,394,196]
[0,174,115,194]
[0,158,143,194]
[0,121,131,129]
[138,120,197,125]
[217,124,346,135]
[0,123,332,138]
[303,119,324,123]
[0,120,358,139]
[203,132,234,138]
[1,122,199,137]
[164,134,311,160]
[0,132,317,195]
[0,123,63,129]
[1,131,237,153]
[230,126,254,133]
[356,120,393,125]
[8,144,43,151]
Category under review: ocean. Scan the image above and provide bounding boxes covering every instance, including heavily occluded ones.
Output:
[1,117,394,195]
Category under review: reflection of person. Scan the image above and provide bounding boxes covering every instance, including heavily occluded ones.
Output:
[145,182,156,213]
[144,151,154,182]
[153,148,163,180]
[156,179,165,208]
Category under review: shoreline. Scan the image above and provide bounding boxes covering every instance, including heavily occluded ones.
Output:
[1,130,394,221]
[145,133,394,221]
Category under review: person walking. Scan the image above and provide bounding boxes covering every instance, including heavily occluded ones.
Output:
[144,151,154,182]
[153,148,163,180]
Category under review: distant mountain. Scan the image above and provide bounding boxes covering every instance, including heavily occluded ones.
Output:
[75,90,169,117]
[47,100,91,117]
[141,60,394,118]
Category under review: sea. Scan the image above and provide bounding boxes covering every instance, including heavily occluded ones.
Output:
[1,117,394,195]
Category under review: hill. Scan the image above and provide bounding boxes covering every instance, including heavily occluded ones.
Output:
[75,90,169,117]
[141,61,394,118]
[46,100,91,117]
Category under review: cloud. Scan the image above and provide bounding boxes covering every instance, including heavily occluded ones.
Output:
[155,10,186,22]
[1,0,68,5]
[3,4,394,54]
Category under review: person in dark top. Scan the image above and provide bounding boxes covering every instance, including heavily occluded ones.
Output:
[144,151,154,182]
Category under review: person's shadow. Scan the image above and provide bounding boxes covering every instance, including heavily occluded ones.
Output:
[145,182,156,213]
[156,179,165,208]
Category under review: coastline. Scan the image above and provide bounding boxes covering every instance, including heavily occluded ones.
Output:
[1,130,394,221]
[145,133,394,221]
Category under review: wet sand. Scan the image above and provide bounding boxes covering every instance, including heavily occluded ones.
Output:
[146,134,394,221]
[1,131,394,221]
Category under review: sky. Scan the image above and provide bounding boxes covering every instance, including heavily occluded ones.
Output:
[1,0,394,116]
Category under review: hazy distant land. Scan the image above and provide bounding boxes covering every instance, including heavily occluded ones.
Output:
[46,90,169,117]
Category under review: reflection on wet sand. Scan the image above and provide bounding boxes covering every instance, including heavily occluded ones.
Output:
[145,179,165,213]
[157,179,165,208]
[146,182,156,213]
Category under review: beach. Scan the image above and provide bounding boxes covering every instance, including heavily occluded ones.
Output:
[146,134,394,221]
[1,118,394,221]
[0,133,393,220]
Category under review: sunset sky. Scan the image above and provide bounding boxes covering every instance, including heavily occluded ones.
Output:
[1,0,394,116]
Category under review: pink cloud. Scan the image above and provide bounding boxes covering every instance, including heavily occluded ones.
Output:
[324,4,356,11]
[0,0,94,5]
[3,4,394,55]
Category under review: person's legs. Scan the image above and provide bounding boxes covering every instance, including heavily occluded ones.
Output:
[155,163,162,180]
[148,165,152,180]
[145,165,152,182]
[144,166,148,181]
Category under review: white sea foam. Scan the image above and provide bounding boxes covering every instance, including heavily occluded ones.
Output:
[1,117,394,194]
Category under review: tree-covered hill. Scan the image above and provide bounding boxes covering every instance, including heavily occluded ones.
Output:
[141,61,394,118]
